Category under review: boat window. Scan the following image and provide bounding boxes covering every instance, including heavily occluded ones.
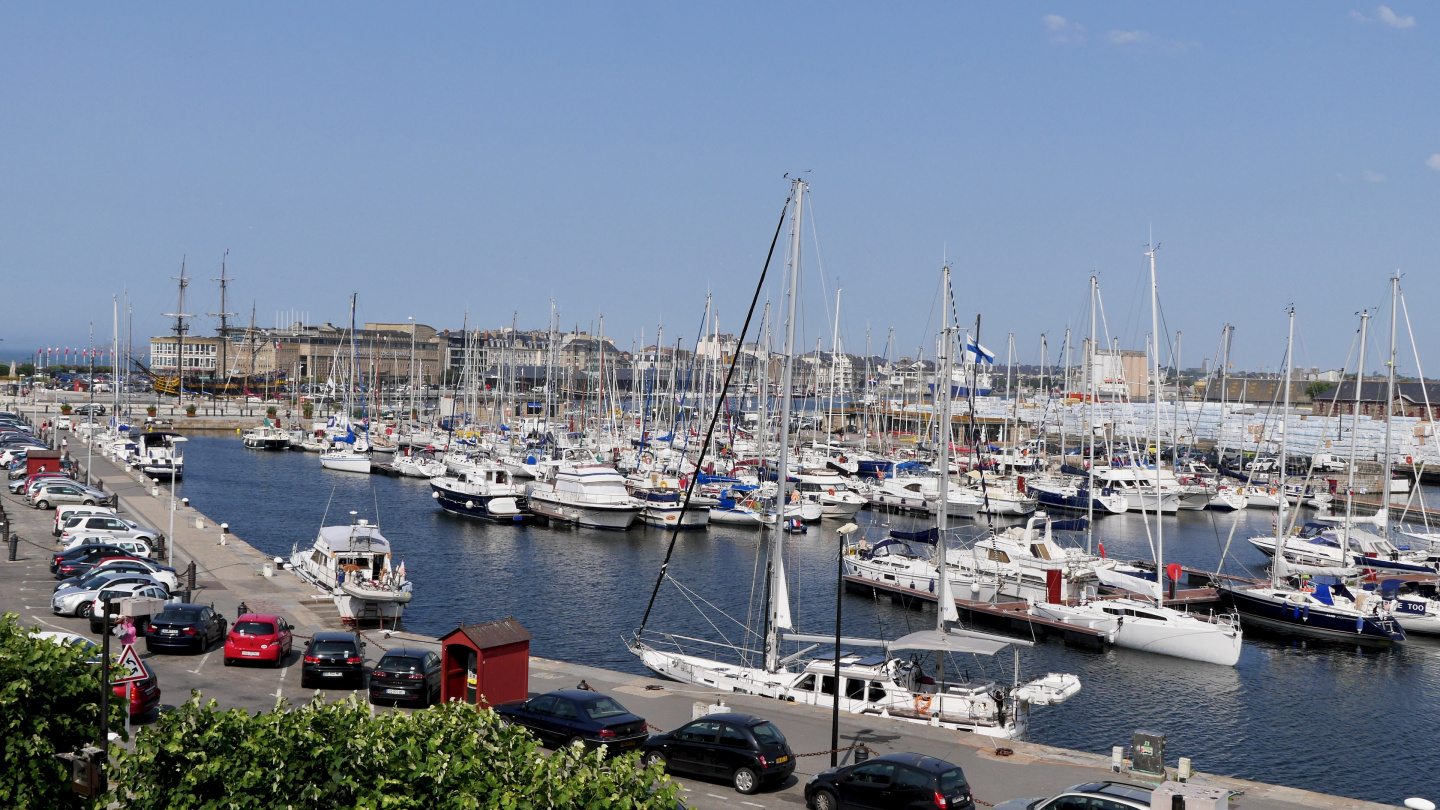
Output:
[867,681,887,702]
[844,678,867,700]
[794,674,816,691]
[1130,610,1165,622]
[819,675,836,696]
[987,549,1011,563]
[676,721,721,744]
[718,724,750,748]
[1030,544,1053,561]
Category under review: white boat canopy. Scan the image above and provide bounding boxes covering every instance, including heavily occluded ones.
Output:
[783,626,1029,657]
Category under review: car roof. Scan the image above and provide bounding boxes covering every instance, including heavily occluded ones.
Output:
[237,613,283,623]
[379,647,433,658]
[1070,782,1153,803]
[161,603,207,611]
[312,630,360,642]
[868,752,961,773]
[688,712,765,726]
[544,688,617,701]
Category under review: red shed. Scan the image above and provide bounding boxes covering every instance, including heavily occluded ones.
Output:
[439,616,531,707]
[26,449,65,477]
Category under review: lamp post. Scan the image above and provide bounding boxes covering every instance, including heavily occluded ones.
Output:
[832,522,859,767]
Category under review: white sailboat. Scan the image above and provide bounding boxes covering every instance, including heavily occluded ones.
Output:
[319,294,373,474]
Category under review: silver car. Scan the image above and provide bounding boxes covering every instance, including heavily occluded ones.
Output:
[26,480,112,510]
[60,514,161,546]
[53,572,167,618]
[993,781,1152,810]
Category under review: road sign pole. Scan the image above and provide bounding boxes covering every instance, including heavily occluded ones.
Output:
[125,682,132,740]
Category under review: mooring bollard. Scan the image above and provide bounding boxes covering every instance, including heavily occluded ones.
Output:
[187,560,197,590]
[7,528,16,562]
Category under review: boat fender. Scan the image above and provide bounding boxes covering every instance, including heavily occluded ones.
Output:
[465,501,474,510]
[913,694,932,713]
[1098,543,1105,559]
[431,491,440,499]
[992,689,1005,705]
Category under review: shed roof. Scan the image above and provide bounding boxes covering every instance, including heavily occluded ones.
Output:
[442,616,532,649]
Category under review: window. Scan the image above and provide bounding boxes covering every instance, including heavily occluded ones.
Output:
[313,641,358,657]
[235,621,276,636]
[1088,800,1136,810]
[987,549,1011,563]
[937,768,968,793]
[676,721,720,744]
[1042,797,1091,810]
[582,697,629,720]
[749,722,786,747]
[893,767,930,790]
[867,681,887,702]
[551,700,579,720]
[819,675,837,696]
[850,762,895,785]
[793,674,816,691]
[718,725,750,748]
[844,678,867,700]
[526,696,556,715]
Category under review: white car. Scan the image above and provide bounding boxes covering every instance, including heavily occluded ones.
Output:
[56,415,73,430]
[84,557,180,590]
[62,535,154,559]
[88,582,173,633]
[30,631,101,662]
[60,514,160,546]
[53,504,118,536]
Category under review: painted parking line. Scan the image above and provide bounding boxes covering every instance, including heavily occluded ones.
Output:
[740,803,766,808]
[31,614,74,631]
[190,652,213,674]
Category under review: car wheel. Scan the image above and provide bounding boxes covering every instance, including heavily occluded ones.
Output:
[566,736,586,750]
[35,500,49,510]
[223,657,234,667]
[733,766,759,794]
[82,499,95,506]
[643,751,667,771]
[811,788,838,810]
[78,603,92,619]
[415,688,430,709]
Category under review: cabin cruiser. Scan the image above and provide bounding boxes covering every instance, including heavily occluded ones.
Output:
[527,463,645,529]
[1248,516,1439,576]
[289,515,412,623]
[319,441,371,474]
[794,468,866,518]
[1089,466,1182,513]
[128,431,187,479]
[709,486,776,525]
[430,462,535,524]
[956,471,1036,516]
[637,490,711,530]
[394,450,446,478]
[242,424,292,451]
[1024,474,1128,515]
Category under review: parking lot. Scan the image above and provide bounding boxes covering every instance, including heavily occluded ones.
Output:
[0,431,1388,810]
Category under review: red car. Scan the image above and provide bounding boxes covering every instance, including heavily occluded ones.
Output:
[115,671,162,717]
[223,613,294,667]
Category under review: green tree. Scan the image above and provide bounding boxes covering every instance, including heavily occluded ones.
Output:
[0,613,124,809]
[1305,381,1336,400]
[18,363,35,376]
[0,364,9,376]
[108,694,678,810]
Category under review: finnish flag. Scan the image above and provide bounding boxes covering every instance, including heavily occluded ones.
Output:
[965,340,995,364]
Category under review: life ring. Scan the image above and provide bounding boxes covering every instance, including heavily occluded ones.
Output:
[791,492,799,503]
[913,694,933,713]
[1406,456,1413,464]
[828,488,835,496]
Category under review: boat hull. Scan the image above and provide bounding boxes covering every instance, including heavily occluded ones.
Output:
[1222,586,1405,644]
[431,483,537,524]
[529,494,640,529]
[319,453,372,473]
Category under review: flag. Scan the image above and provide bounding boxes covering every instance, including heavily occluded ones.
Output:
[274,341,282,349]
[965,340,995,364]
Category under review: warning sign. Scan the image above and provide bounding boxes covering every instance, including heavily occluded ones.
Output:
[112,644,149,685]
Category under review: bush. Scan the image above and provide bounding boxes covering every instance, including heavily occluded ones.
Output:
[107,694,677,810]
[60,404,73,414]
[0,613,124,809]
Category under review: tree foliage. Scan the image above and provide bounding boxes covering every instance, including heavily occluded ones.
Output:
[1305,380,1336,400]
[108,693,679,810]
[0,613,121,809]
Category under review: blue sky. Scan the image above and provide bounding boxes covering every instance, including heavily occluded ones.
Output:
[2,4,1437,374]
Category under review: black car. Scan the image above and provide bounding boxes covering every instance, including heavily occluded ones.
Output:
[368,647,442,707]
[300,631,367,688]
[805,753,974,810]
[50,544,134,578]
[144,603,229,653]
[641,713,794,795]
[496,689,650,754]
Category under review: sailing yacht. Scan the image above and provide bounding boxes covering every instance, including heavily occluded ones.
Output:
[629,244,1079,737]
[319,295,373,474]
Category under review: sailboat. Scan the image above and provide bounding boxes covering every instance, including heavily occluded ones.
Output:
[1219,306,1405,644]
[319,294,373,474]
[628,224,1080,737]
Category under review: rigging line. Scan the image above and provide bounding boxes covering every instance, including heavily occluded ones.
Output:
[667,578,745,652]
[636,189,791,638]
[668,575,760,640]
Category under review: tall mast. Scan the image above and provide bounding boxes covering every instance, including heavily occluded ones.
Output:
[1146,242,1164,607]
[1381,275,1398,528]
[208,251,235,386]
[1086,276,1097,554]
[935,265,959,631]
[1343,311,1369,547]
[765,178,804,673]
[162,258,192,406]
[1272,307,1295,589]
[1173,331,1182,454]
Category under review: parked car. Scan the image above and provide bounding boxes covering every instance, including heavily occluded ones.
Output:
[60,513,160,546]
[223,613,294,667]
[62,535,154,559]
[28,480,112,510]
[496,689,649,753]
[52,572,168,617]
[51,544,136,577]
[87,582,171,633]
[54,504,118,536]
[56,415,73,430]
[145,603,228,653]
[641,713,795,794]
[300,631,366,689]
[80,557,180,590]
[74,404,106,416]
[805,753,975,810]
[12,470,68,493]
[31,631,160,717]
[992,781,1154,810]
[367,647,443,706]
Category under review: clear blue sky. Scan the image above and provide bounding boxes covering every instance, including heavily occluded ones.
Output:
[3,4,1437,374]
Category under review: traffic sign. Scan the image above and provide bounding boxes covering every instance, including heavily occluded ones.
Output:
[111,644,149,685]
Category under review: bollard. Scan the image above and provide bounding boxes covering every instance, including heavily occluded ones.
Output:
[187,561,197,590]
[8,530,16,562]
[181,497,189,508]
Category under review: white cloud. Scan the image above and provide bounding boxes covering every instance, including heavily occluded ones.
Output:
[1107,29,1151,45]
[1378,5,1416,27]
[1362,171,1386,182]
[1043,14,1084,43]
[1105,29,1197,51]
[1427,154,1440,171]
[1352,6,1416,27]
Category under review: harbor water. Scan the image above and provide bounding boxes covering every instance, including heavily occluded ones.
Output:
[175,435,1439,805]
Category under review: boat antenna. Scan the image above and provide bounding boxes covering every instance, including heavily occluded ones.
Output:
[636,184,793,639]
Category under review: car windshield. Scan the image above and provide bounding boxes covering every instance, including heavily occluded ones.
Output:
[313,641,357,656]
[78,573,120,588]
[377,655,422,671]
[156,608,200,622]
[583,697,629,720]
[234,621,276,635]
[749,722,786,747]
[938,768,968,792]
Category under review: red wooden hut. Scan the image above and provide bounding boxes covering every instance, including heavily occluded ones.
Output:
[439,616,531,706]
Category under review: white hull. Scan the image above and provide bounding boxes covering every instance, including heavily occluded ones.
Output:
[320,453,372,473]
[641,505,711,529]
[708,507,773,525]
[530,493,640,529]
[1030,600,1242,666]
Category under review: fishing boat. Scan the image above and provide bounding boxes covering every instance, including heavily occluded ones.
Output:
[289,513,412,624]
